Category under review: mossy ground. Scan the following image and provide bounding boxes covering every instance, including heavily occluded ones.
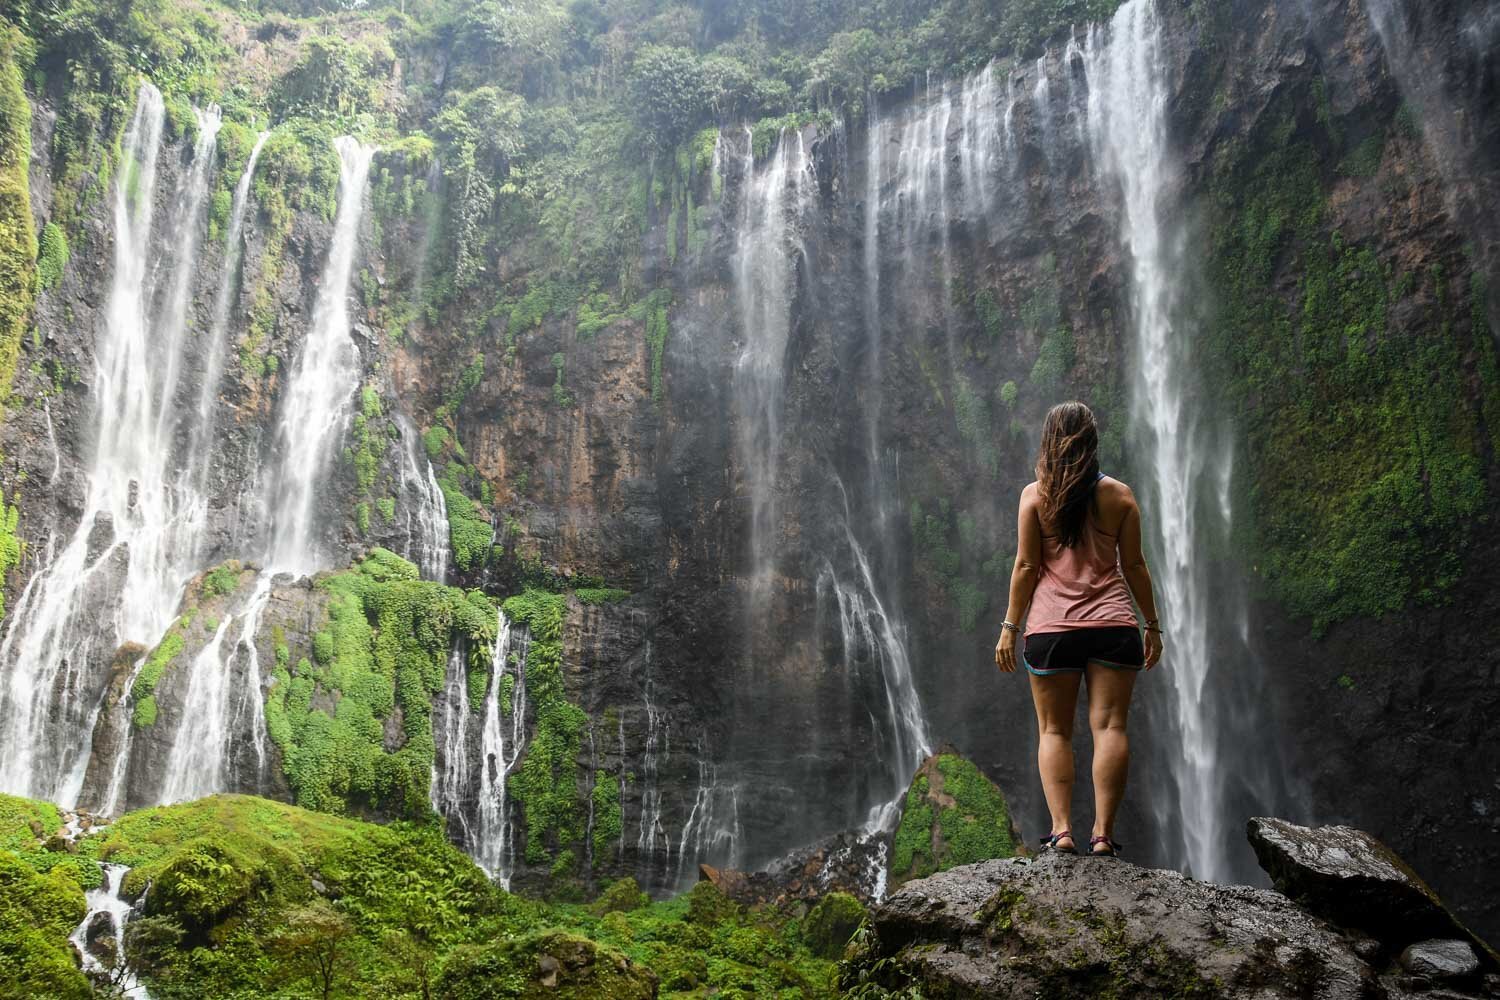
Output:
[1,794,842,1000]
[0,793,91,1000]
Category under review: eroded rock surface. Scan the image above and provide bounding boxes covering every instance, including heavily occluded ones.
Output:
[844,843,1500,1000]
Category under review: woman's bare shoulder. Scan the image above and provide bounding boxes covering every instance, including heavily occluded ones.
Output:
[1098,475,1138,510]
[1020,481,1040,504]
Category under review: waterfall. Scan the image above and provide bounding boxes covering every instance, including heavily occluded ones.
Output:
[153,577,274,806]
[431,611,529,887]
[474,616,528,886]
[187,130,269,543]
[431,644,476,845]
[268,137,376,575]
[730,128,815,595]
[0,82,218,804]
[70,862,150,999]
[397,415,449,581]
[674,746,743,889]
[1085,0,1236,881]
[635,642,669,866]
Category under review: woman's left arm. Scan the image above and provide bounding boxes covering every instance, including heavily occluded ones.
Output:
[995,486,1043,673]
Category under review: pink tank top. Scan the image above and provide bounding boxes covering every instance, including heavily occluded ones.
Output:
[1026,477,1138,636]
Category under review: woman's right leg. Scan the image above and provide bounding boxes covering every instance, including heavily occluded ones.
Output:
[1029,670,1083,849]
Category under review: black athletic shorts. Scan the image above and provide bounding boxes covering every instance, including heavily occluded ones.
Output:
[1023,626,1144,675]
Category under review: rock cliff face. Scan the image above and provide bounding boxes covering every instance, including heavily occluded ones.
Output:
[0,0,1496,939]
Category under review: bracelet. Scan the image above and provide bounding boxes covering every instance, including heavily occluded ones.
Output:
[1001,621,1021,634]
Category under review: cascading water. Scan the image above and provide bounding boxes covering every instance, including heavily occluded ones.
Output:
[70,862,150,999]
[731,128,815,595]
[187,129,269,550]
[430,611,530,888]
[156,137,377,805]
[1085,0,1239,881]
[0,83,223,804]
[396,415,450,581]
[268,137,376,575]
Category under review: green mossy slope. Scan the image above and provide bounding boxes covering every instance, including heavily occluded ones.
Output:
[890,753,1021,889]
[51,795,841,1000]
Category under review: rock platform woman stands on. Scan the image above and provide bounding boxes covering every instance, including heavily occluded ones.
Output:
[840,818,1499,999]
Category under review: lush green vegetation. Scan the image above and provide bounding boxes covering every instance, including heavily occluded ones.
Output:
[0,794,845,999]
[1202,97,1494,630]
[263,549,496,818]
[889,753,1018,886]
[0,27,34,408]
[0,793,92,999]
[502,589,587,873]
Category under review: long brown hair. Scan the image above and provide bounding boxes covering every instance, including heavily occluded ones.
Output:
[1035,402,1101,548]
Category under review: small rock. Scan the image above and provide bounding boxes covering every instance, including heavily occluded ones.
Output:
[537,953,560,987]
[310,878,327,895]
[1401,940,1480,983]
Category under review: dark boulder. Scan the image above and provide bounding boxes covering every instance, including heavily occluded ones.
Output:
[1247,817,1497,965]
[844,852,1378,999]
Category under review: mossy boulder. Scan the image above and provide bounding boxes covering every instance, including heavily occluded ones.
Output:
[803,891,865,958]
[0,849,91,1000]
[435,930,658,999]
[888,752,1022,889]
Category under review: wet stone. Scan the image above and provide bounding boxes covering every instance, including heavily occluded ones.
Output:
[1401,939,1481,983]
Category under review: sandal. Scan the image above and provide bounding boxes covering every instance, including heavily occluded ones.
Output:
[1039,830,1077,854]
[1088,836,1123,857]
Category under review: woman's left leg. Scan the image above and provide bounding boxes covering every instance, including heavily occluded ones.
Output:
[1029,670,1084,849]
[1085,662,1138,850]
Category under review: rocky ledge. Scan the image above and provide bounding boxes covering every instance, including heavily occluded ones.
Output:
[842,819,1499,999]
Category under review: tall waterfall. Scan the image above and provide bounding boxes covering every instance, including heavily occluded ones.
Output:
[0,83,215,803]
[730,129,815,596]
[431,611,529,888]
[187,129,269,543]
[268,137,376,575]
[1085,0,1238,881]
[159,137,377,803]
[397,414,450,581]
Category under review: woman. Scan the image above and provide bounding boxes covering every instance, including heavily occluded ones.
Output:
[994,402,1163,857]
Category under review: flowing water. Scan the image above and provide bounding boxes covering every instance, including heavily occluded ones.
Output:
[1085,0,1237,881]
[70,862,151,999]
[0,83,200,803]
[268,137,376,575]
[430,612,530,887]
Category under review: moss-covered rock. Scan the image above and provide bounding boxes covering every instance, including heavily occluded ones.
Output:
[435,930,658,1000]
[0,849,90,1000]
[803,891,865,959]
[889,752,1021,889]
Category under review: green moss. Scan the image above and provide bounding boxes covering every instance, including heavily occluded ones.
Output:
[262,551,496,817]
[423,425,451,459]
[574,587,630,605]
[0,490,20,622]
[975,287,1004,340]
[890,755,1018,888]
[953,374,999,477]
[438,466,493,573]
[132,695,159,728]
[804,892,865,959]
[1205,126,1488,630]
[200,562,242,599]
[1028,327,1075,392]
[0,850,90,1000]
[436,930,656,999]
[132,623,189,726]
[999,380,1019,408]
[591,772,622,867]
[35,221,68,290]
[376,496,397,522]
[0,31,36,406]
[503,590,588,865]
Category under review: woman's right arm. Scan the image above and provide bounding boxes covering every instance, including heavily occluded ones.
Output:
[1117,489,1164,669]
